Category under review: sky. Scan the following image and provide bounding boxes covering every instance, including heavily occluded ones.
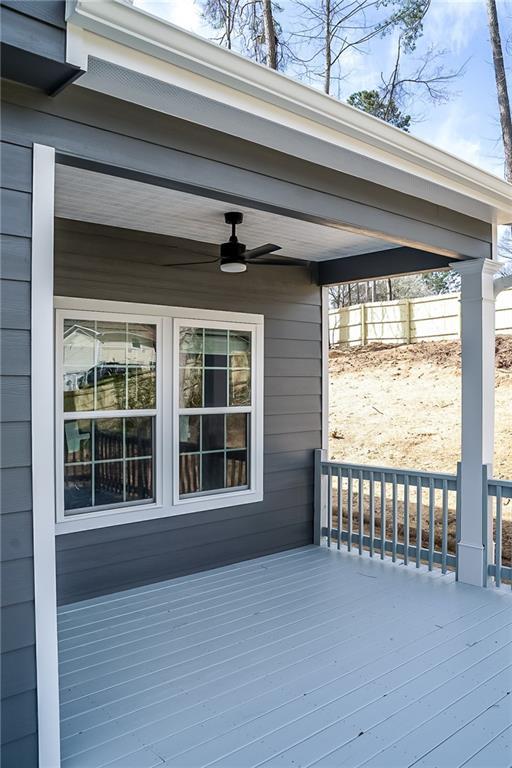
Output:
[136,0,511,179]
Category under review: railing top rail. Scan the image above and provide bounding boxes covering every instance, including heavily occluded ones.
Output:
[488,477,512,498]
[319,457,457,483]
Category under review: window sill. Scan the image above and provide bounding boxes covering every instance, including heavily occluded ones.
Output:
[55,490,263,534]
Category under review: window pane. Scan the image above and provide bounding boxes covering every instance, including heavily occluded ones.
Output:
[127,324,156,408]
[202,452,225,491]
[180,367,202,408]
[230,369,251,406]
[96,321,127,410]
[204,368,227,407]
[63,319,95,412]
[202,414,225,451]
[180,327,203,351]
[64,416,155,514]
[126,458,153,502]
[204,329,227,355]
[94,418,123,461]
[229,331,251,368]
[64,419,91,463]
[180,454,200,495]
[179,415,200,453]
[226,413,247,449]
[205,329,227,367]
[95,461,124,506]
[126,417,153,458]
[64,464,92,510]
[226,450,248,488]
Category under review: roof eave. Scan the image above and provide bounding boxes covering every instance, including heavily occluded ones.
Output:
[65,0,512,225]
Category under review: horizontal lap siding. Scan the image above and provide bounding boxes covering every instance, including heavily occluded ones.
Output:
[0,2,66,61]
[54,219,322,603]
[0,140,37,767]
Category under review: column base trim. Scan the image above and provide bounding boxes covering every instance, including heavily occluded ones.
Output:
[457,541,486,587]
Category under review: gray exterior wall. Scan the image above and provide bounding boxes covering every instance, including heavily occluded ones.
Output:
[0,1,80,94]
[0,141,38,765]
[54,218,322,603]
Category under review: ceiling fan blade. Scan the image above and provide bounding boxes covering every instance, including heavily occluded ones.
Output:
[162,257,221,267]
[249,257,307,266]
[244,243,282,259]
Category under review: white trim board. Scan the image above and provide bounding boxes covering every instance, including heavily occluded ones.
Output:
[65,1,512,225]
[31,144,61,767]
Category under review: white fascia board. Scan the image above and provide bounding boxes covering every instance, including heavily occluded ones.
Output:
[65,0,512,225]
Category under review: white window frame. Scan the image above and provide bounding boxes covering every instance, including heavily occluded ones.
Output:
[54,297,264,534]
[172,317,259,514]
[55,308,164,526]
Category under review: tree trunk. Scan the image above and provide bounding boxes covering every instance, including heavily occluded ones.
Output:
[262,0,278,70]
[226,0,232,49]
[486,0,512,182]
[324,0,332,94]
[387,278,393,301]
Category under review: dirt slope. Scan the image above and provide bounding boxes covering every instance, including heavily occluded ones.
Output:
[329,337,512,479]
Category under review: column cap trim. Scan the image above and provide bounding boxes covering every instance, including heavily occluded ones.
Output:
[449,257,503,276]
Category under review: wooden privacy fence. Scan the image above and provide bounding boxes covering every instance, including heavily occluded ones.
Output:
[329,288,512,347]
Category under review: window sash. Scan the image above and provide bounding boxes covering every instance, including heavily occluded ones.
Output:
[173,318,257,508]
[56,310,163,523]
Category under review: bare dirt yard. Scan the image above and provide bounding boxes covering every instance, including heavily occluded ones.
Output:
[329,336,512,478]
[329,337,512,567]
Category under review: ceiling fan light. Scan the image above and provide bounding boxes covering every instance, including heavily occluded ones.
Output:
[220,260,247,274]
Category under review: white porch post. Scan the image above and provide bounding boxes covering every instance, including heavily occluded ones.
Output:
[451,258,501,587]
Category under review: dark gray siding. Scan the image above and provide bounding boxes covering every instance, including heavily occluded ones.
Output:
[54,219,322,603]
[0,1,80,94]
[0,141,38,767]
[0,3,65,61]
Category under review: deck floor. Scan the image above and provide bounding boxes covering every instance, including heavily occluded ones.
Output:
[58,546,512,768]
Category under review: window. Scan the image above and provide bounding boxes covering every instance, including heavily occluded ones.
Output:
[55,301,263,530]
[177,325,251,498]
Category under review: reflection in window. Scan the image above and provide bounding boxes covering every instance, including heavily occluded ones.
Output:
[62,318,157,516]
[178,412,249,496]
[64,417,154,513]
[179,328,251,409]
[63,320,156,412]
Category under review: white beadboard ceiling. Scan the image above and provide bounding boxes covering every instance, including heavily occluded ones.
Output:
[55,165,398,262]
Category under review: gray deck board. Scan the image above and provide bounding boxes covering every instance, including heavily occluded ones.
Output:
[58,546,512,768]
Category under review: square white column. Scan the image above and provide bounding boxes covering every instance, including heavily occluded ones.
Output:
[451,258,501,587]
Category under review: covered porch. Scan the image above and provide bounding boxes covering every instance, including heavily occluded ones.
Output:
[48,141,511,765]
[58,546,511,768]
[13,4,511,764]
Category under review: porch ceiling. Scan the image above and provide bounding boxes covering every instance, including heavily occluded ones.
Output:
[54,164,400,263]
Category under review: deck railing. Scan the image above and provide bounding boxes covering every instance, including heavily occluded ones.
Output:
[316,452,511,588]
[487,473,512,588]
[315,453,459,574]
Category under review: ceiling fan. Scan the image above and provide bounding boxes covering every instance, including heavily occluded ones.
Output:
[163,212,306,273]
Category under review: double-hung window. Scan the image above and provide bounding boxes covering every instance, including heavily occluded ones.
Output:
[55,300,263,532]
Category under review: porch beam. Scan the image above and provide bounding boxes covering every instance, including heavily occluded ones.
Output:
[451,257,501,587]
[316,247,455,286]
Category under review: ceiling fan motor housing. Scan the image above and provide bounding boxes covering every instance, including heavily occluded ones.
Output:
[220,239,246,261]
[224,211,244,226]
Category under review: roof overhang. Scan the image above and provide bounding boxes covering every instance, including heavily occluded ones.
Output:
[64,0,512,228]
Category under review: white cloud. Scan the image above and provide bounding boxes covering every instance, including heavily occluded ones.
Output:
[134,0,206,34]
[414,100,504,175]
[426,0,483,55]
